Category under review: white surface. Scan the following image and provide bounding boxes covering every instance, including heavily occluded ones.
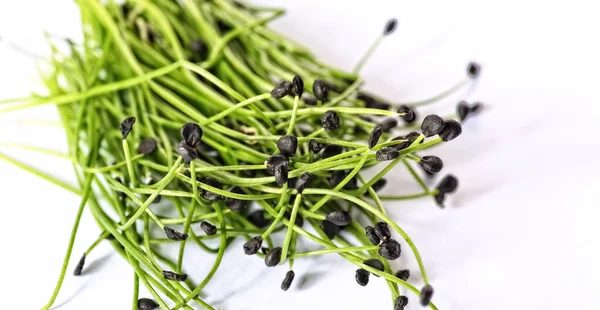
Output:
[1,1,599,309]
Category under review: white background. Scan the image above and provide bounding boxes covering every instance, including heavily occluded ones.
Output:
[1,1,600,309]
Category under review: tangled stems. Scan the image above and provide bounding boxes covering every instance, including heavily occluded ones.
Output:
[0,0,483,308]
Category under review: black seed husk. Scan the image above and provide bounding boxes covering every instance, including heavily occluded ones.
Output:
[73,253,86,276]
[309,139,325,153]
[243,236,263,255]
[295,172,312,194]
[120,116,136,139]
[164,227,188,241]
[271,81,293,98]
[247,210,270,228]
[321,220,341,240]
[200,221,217,235]
[265,247,282,267]
[394,296,409,310]
[355,268,370,286]
[457,101,470,122]
[322,144,343,159]
[329,170,358,190]
[379,239,402,260]
[225,187,246,211]
[374,222,391,240]
[162,270,188,282]
[395,269,410,281]
[439,120,462,142]
[138,298,160,310]
[292,75,304,97]
[138,137,158,155]
[180,122,203,147]
[365,226,381,245]
[302,96,318,106]
[200,177,223,201]
[176,140,198,164]
[372,178,387,192]
[369,125,383,148]
[364,258,384,276]
[392,136,411,151]
[277,135,298,156]
[376,147,399,161]
[467,62,481,78]
[420,284,435,306]
[266,154,289,175]
[326,210,352,226]
[397,105,416,123]
[379,117,398,132]
[281,270,295,291]
[384,18,398,35]
[406,131,423,144]
[274,164,289,186]
[321,110,340,130]
[420,155,443,174]
[313,79,329,101]
[421,114,446,137]
[436,174,459,194]
[434,191,446,207]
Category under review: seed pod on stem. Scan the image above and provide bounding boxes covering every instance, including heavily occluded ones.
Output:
[281,270,295,291]
[164,227,188,241]
[265,247,282,267]
[73,254,86,276]
[395,269,410,281]
[394,296,409,310]
[369,125,383,148]
[365,226,381,245]
[292,75,304,97]
[313,79,329,101]
[467,62,481,78]
[397,105,416,123]
[200,221,217,235]
[326,210,352,226]
[277,135,298,156]
[120,116,136,139]
[162,270,188,282]
[363,258,384,276]
[355,268,370,286]
[321,110,340,130]
[379,239,402,260]
[376,147,399,161]
[295,172,312,194]
[271,81,292,98]
[420,284,435,306]
[439,120,462,142]
[383,18,398,35]
[321,220,341,240]
[419,155,444,174]
[181,122,203,147]
[421,114,445,137]
[138,298,160,310]
[244,236,263,255]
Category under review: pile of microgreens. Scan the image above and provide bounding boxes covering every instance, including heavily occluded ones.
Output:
[0,1,483,309]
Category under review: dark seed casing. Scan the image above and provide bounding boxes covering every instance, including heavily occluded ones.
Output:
[292,75,304,97]
[379,239,402,260]
[467,62,481,78]
[395,269,410,281]
[120,116,136,139]
[162,270,188,282]
[200,221,217,235]
[274,164,289,186]
[369,125,383,148]
[439,120,462,142]
[243,236,263,255]
[265,247,282,267]
[277,135,298,156]
[265,154,289,175]
[138,137,158,155]
[371,178,387,192]
[200,177,223,201]
[394,296,409,310]
[420,284,435,306]
[176,140,199,164]
[247,210,271,228]
[325,210,352,226]
[379,117,398,132]
[295,172,312,194]
[321,110,340,130]
[355,268,370,286]
[309,139,325,153]
[225,186,246,211]
[180,122,203,147]
[392,136,411,151]
[73,253,86,276]
[322,144,344,159]
[406,131,423,144]
[420,156,444,174]
[365,226,381,245]
[383,18,398,35]
[138,298,160,310]
[376,147,399,161]
[421,114,445,137]
[397,105,416,123]
[302,96,318,106]
[164,227,188,241]
[437,174,459,194]
[321,220,341,240]
[281,270,295,291]
[363,258,384,276]
[271,80,293,98]
[374,222,391,240]
[329,170,358,190]
[313,79,329,101]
